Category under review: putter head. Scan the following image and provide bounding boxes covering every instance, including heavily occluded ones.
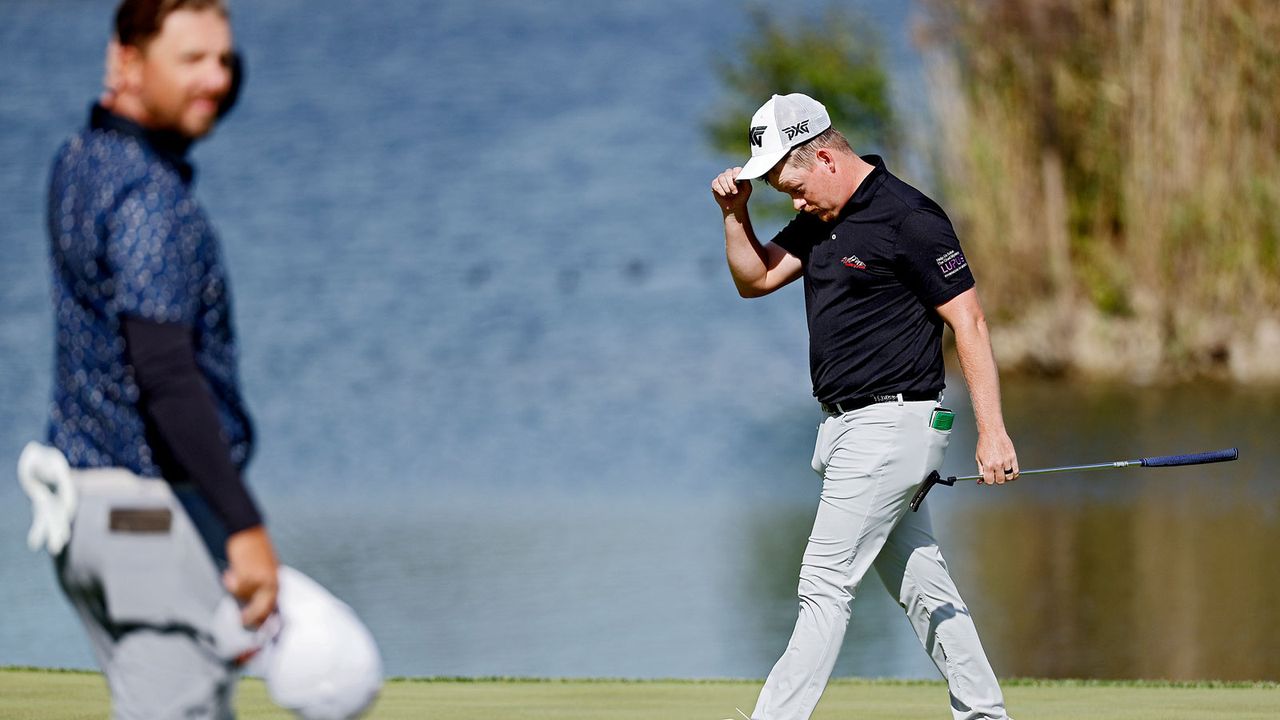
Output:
[910,470,954,512]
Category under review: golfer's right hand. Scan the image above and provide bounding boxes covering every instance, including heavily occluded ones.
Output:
[711,167,752,214]
[224,525,279,628]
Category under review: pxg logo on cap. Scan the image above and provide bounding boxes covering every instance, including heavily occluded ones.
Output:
[737,93,831,180]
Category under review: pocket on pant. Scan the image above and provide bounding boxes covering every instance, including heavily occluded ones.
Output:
[811,421,826,475]
[925,425,951,473]
[100,528,183,625]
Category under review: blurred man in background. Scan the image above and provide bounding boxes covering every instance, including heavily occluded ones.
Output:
[35,1,275,715]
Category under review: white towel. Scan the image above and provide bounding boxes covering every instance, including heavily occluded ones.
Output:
[211,566,383,720]
[16,442,79,555]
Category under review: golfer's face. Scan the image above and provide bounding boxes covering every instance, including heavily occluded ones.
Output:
[770,156,842,222]
[135,9,233,139]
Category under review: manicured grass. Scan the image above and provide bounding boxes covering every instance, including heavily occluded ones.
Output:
[1,668,1277,719]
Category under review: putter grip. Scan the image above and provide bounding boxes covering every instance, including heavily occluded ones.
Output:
[1140,448,1238,467]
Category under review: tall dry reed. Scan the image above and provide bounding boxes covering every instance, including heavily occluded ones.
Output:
[920,0,1280,381]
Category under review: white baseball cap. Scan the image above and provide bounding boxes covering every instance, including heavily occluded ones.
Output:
[212,566,383,720]
[736,93,832,181]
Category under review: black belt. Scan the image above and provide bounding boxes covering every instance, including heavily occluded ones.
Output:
[820,390,942,415]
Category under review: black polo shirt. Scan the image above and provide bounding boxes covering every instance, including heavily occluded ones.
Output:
[771,155,975,405]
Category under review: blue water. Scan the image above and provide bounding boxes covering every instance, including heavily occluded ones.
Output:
[2,0,1276,684]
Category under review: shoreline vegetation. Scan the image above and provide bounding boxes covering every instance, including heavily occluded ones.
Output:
[710,2,1279,383]
[2,668,1276,719]
[920,0,1280,383]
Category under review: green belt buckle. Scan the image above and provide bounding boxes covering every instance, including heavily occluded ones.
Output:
[930,408,955,431]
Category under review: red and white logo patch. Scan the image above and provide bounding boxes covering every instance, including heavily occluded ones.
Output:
[841,254,867,269]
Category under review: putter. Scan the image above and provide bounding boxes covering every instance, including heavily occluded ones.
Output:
[909,448,1239,511]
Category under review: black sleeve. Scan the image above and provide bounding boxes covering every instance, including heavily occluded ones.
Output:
[770,212,823,264]
[121,315,263,534]
[894,208,976,307]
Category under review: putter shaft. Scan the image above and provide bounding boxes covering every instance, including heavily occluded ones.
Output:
[949,459,1141,483]
[909,447,1237,511]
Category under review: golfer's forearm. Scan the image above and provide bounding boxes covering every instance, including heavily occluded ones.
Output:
[953,319,1008,436]
[723,211,770,296]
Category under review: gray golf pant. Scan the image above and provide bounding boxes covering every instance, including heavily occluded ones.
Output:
[752,400,1011,720]
[54,468,238,720]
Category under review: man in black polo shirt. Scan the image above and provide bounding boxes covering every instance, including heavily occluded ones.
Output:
[711,93,1018,720]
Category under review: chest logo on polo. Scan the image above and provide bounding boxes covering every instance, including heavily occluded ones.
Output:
[749,126,766,147]
[783,120,810,140]
[936,250,968,277]
[841,254,867,270]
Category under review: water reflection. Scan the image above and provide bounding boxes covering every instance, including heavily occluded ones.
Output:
[952,492,1280,681]
[936,377,1279,681]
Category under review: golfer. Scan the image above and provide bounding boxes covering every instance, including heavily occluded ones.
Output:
[36,1,276,715]
[711,93,1019,720]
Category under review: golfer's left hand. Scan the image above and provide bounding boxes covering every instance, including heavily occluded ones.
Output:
[976,430,1019,485]
[224,525,279,628]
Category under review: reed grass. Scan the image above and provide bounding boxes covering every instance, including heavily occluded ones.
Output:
[920,0,1280,381]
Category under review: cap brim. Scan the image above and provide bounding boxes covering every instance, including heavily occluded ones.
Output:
[737,149,788,181]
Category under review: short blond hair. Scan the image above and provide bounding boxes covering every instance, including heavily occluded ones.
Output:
[786,127,853,169]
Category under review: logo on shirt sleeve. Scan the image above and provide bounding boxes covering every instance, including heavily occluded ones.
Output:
[935,250,968,278]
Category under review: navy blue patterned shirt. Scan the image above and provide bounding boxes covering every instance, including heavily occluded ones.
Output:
[46,105,254,478]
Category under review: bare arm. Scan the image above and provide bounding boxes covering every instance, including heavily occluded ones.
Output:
[710,167,802,297]
[935,287,1020,486]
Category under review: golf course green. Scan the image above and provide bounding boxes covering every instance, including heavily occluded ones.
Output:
[2,668,1276,719]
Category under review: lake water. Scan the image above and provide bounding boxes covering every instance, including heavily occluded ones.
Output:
[1,0,1276,683]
